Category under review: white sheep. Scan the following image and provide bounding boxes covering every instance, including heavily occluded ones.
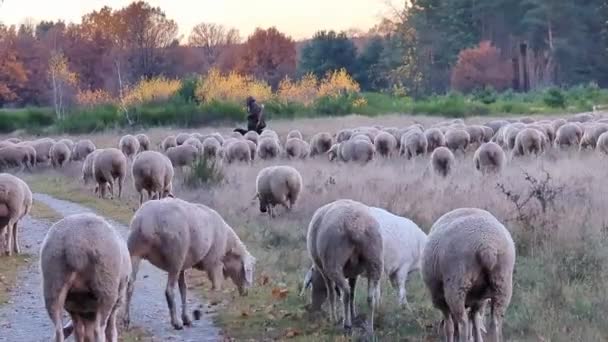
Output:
[474,142,506,175]
[306,199,383,332]
[513,128,545,157]
[57,138,75,152]
[119,134,140,159]
[72,139,96,161]
[50,141,71,168]
[555,123,583,149]
[445,129,470,155]
[93,148,128,199]
[40,213,131,342]
[0,173,32,256]
[424,128,446,153]
[257,136,281,160]
[82,149,104,189]
[0,145,35,171]
[422,208,515,342]
[202,137,222,159]
[580,123,608,150]
[465,125,486,147]
[328,139,375,163]
[244,131,259,146]
[132,151,175,206]
[430,147,455,178]
[183,137,204,153]
[302,206,427,310]
[31,138,55,164]
[401,129,428,159]
[225,140,251,164]
[136,133,151,152]
[176,132,192,145]
[284,138,310,159]
[255,165,303,217]
[336,129,353,143]
[287,129,303,140]
[309,132,333,156]
[373,131,398,157]
[161,135,178,151]
[125,198,255,330]
[596,131,608,155]
[166,144,199,168]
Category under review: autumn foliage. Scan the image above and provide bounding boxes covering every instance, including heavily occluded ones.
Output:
[451,41,513,93]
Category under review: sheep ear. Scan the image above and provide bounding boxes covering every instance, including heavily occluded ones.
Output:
[243,254,256,286]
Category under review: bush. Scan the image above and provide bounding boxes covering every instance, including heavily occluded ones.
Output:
[0,108,55,133]
[313,93,360,115]
[412,93,490,117]
[196,69,273,104]
[183,156,224,188]
[56,105,122,133]
[473,86,498,104]
[544,88,567,108]
[177,76,198,103]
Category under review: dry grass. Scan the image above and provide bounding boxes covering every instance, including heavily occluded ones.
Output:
[0,254,29,306]
[14,114,608,341]
[29,200,62,222]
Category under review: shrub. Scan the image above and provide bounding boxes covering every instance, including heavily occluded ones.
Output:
[76,89,115,108]
[122,77,182,106]
[195,68,272,104]
[473,86,498,104]
[317,68,360,98]
[313,93,359,115]
[56,105,122,133]
[277,73,319,105]
[198,100,246,123]
[183,156,224,188]
[451,41,513,93]
[544,88,566,108]
[0,108,55,133]
[177,76,198,103]
[412,93,490,117]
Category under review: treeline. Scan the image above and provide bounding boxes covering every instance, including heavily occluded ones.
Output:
[1,0,608,110]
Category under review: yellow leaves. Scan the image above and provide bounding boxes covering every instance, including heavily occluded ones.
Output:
[317,68,360,98]
[48,51,78,86]
[277,73,319,105]
[195,68,272,104]
[122,77,181,107]
[76,89,114,107]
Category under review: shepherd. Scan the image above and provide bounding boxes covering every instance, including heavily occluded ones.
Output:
[234,96,266,135]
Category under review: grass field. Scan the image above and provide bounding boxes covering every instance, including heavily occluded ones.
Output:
[10,111,608,341]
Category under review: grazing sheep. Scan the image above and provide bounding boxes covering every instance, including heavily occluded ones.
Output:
[503,125,524,150]
[6,138,21,144]
[568,113,594,123]
[50,142,71,168]
[209,133,225,146]
[401,130,428,159]
[82,149,104,187]
[306,199,383,332]
[596,132,608,155]
[551,118,567,133]
[287,130,303,140]
[257,137,281,160]
[0,146,35,171]
[0,174,32,256]
[328,139,375,163]
[580,124,608,150]
[40,213,131,342]
[445,129,471,155]
[519,117,535,124]
[285,138,310,159]
[230,131,245,139]
[481,126,494,142]
[310,132,333,157]
[255,165,303,217]
[136,133,151,152]
[351,133,373,144]
[465,125,486,147]
[353,126,380,141]
[246,140,257,161]
[260,129,279,141]
[474,142,506,174]
[244,131,259,146]
[555,123,583,149]
[336,129,354,143]
[57,138,75,152]
[161,135,178,151]
[430,147,455,178]
[72,139,96,161]
[176,133,191,146]
[539,123,556,144]
[166,145,199,168]
[0,141,14,149]
[202,137,222,159]
[422,208,515,342]
[513,128,545,157]
[484,120,509,136]
[31,138,55,164]
[303,206,426,310]
[132,151,175,206]
[225,140,251,163]
[374,131,398,157]
[93,148,128,199]
[125,198,255,330]
[191,132,204,142]
[183,137,204,153]
[424,128,446,153]
[119,134,140,160]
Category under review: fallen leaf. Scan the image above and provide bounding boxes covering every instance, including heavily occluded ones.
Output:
[271,287,289,300]
[284,328,301,338]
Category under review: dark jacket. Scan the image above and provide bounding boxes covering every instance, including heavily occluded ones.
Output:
[246,97,266,134]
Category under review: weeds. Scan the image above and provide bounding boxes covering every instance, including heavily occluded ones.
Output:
[183,156,224,188]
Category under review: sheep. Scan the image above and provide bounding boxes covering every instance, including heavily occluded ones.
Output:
[82,149,104,187]
[424,128,446,153]
[72,139,96,161]
[430,147,455,178]
[40,213,131,342]
[310,132,333,157]
[580,124,608,150]
[481,126,494,142]
[257,136,281,160]
[306,199,383,332]
[484,120,509,136]
[93,148,128,199]
[0,146,35,171]
[209,133,225,145]
[465,125,486,147]
[132,151,175,206]
[31,138,55,164]
[136,133,151,152]
[328,139,375,163]
[191,132,204,142]
[353,126,380,141]
[202,137,222,159]
[373,131,398,157]
[0,141,14,149]
[445,129,471,155]
[176,133,191,145]
[125,198,256,330]
[568,112,594,123]
[336,129,354,143]
[119,134,140,160]
[246,139,257,161]
[503,125,524,150]
[225,140,251,163]
[303,206,427,311]
[596,132,608,155]
[351,133,372,144]
[555,123,583,149]
[551,118,567,133]
[244,131,259,146]
[400,130,428,159]
[255,166,303,217]
[166,144,199,168]
[285,138,310,159]
[513,128,545,157]
[519,117,535,124]
[6,138,21,144]
[57,138,75,152]
[287,130,303,140]
[422,208,515,342]
[0,173,32,256]
[50,141,72,168]
[474,142,506,174]
[161,135,178,151]
[260,129,279,141]
[183,137,204,153]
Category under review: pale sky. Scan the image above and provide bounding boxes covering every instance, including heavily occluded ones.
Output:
[0,0,392,40]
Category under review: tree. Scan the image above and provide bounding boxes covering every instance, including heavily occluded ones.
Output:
[48,51,77,119]
[236,27,296,88]
[451,41,512,93]
[0,26,27,106]
[299,30,358,79]
[188,23,240,69]
[355,36,386,91]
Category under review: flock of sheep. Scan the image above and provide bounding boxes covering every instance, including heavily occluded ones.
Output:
[0,110,604,341]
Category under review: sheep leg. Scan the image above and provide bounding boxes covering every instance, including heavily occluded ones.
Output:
[118,176,124,199]
[347,277,357,320]
[165,272,183,330]
[367,278,380,334]
[331,276,351,331]
[445,285,468,342]
[390,270,410,309]
[11,220,19,255]
[105,304,119,342]
[470,304,484,342]
[124,255,141,329]
[45,275,73,342]
[441,309,455,342]
[4,219,14,256]
[489,299,506,342]
[178,270,192,327]
[139,191,144,206]
[318,271,336,323]
[207,264,224,291]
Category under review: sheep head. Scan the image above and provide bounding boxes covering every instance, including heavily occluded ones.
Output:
[223,251,256,296]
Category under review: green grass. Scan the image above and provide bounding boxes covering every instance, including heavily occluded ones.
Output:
[29,200,62,222]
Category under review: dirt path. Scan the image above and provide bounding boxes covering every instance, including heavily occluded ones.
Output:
[0,193,221,342]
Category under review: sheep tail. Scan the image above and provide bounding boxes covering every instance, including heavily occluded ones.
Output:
[477,246,498,272]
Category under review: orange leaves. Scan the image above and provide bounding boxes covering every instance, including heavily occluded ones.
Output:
[271,287,289,300]
[451,40,513,93]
